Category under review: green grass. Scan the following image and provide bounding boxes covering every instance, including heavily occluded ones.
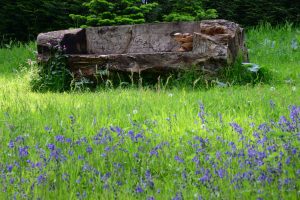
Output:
[0,25,299,199]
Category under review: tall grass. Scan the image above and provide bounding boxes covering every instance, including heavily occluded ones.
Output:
[0,24,299,199]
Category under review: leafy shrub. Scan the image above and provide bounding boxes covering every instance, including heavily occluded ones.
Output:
[70,0,159,27]
[29,45,72,92]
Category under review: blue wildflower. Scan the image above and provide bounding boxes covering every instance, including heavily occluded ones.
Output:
[257,172,267,182]
[37,174,46,185]
[7,165,13,172]
[18,146,29,157]
[55,135,65,143]
[230,122,243,135]
[135,185,144,193]
[267,145,276,152]
[198,101,206,124]
[175,155,184,163]
[192,155,200,164]
[44,126,51,132]
[285,156,291,165]
[216,151,221,160]
[86,146,93,154]
[248,148,256,158]
[258,123,271,134]
[8,140,14,148]
[150,149,158,157]
[47,143,56,151]
[199,169,211,184]
[290,105,300,124]
[65,138,72,143]
[217,168,225,178]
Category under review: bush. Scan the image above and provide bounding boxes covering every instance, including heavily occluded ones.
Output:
[70,0,217,27]
[30,45,72,92]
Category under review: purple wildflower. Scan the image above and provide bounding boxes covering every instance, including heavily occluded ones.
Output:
[135,185,144,193]
[257,172,267,182]
[199,174,210,183]
[290,105,300,124]
[44,126,51,132]
[66,138,72,143]
[229,142,237,152]
[86,146,93,154]
[258,123,271,134]
[199,169,211,183]
[230,122,243,135]
[8,140,14,148]
[55,135,65,143]
[278,116,293,132]
[37,174,46,185]
[253,132,260,139]
[175,155,184,163]
[150,149,158,157]
[198,102,206,124]
[18,146,29,157]
[217,168,225,178]
[285,157,291,165]
[7,165,13,172]
[267,145,276,152]
[192,155,200,164]
[248,148,256,158]
[47,143,56,151]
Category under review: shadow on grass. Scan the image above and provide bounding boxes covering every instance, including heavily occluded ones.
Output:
[29,54,273,93]
[79,60,273,92]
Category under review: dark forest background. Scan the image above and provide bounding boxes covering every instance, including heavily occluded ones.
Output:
[0,0,299,43]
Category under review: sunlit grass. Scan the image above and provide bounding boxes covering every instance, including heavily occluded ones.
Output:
[0,24,299,199]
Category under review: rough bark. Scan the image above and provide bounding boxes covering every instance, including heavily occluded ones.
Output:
[37,20,248,80]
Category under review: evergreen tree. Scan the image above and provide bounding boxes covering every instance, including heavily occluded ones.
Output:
[70,0,158,27]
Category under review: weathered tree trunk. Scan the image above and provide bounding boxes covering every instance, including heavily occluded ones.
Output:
[37,20,248,79]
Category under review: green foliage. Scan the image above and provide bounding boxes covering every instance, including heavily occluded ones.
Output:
[0,0,87,42]
[158,0,217,22]
[29,46,72,92]
[0,25,300,199]
[202,0,300,26]
[70,0,158,26]
[70,0,217,27]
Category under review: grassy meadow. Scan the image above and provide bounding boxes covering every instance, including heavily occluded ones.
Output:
[0,24,299,199]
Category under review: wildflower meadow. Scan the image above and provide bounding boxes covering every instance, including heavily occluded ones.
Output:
[0,24,299,199]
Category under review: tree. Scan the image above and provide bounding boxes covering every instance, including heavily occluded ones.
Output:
[70,0,159,27]
[154,0,217,22]
[0,0,87,42]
